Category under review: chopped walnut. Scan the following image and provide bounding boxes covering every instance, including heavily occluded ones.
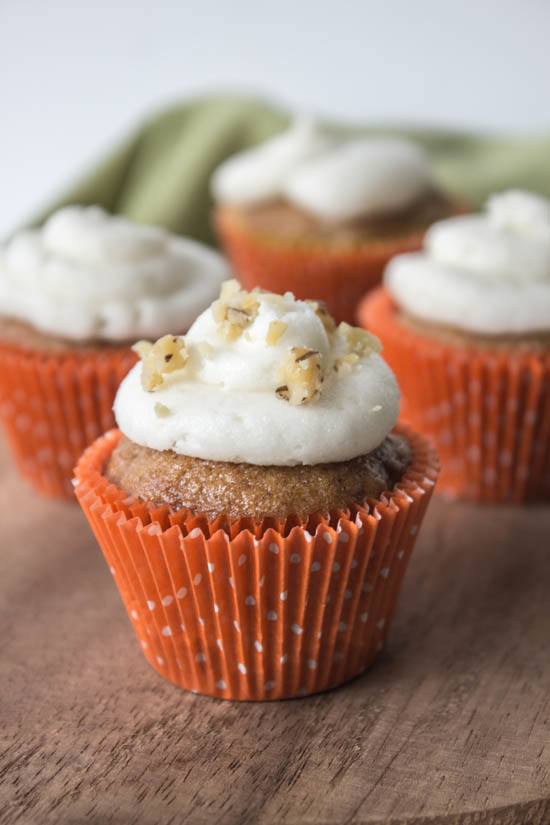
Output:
[211,299,226,324]
[332,323,381,377]
[154,402,171,418]
[132,340,153,359]
[227,306,252,325]
[334,352,359,376]
[132,334,189,392]
[219,278,242,302]
[276,346,323,405]
[338,322,381,356]
[211,279,260,342]
[266,320,288,346]
[306,299,336,334]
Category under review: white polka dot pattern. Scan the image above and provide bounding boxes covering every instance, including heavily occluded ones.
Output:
[0,340,135,498]
[363,288,550,503]
[74,422,439,700]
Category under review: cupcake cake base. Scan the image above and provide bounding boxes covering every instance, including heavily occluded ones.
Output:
[105,433,412,520]
[215,205,435,325]
[74,423,438,701]
[360,289,550,503]
[0,339,136,498]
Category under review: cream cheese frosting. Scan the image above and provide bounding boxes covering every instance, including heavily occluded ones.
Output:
[0,206,229,342]
[114,282,400,465]
[212,119,435,221]
[282,139,433,222]
[385,190,550,335]
[210,117,334,207]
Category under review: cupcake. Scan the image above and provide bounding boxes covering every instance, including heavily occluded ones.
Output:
[0,205,228,497]
[360,190,550,502]
[212,117,463,323]
[74,281,439,700]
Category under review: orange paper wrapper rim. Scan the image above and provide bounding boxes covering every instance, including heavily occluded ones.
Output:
[74,423,439,700]
[0,338,136,498]
[359,289,550,502]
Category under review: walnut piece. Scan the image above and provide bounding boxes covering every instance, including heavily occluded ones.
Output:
[266,320,288,346]
[154,402,171,418]
[132,334,189,392]
[338,322,381,356]
[132,340,153,359]
[332,323,382,377]
[219,278,242,302]
[334,352,360,376]
[211,279,260,342]
[276,347,323,405]
[306,299,336,334]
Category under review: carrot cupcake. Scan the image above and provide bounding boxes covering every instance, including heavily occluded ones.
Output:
[212,118,462,323]
[0,205,228,497]
[74,281,439,700]
[360,190,550,502]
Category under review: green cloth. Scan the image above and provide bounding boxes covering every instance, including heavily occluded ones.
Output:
[34,95,550,247]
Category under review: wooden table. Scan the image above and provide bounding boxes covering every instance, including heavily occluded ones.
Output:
[1,438,549,825]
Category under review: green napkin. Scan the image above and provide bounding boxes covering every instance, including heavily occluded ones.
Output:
[33,94,550,247]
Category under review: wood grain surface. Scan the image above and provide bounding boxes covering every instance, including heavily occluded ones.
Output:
[1,438,549,825]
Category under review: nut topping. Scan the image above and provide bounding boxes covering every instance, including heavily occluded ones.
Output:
[154,402,171,418]
[338,322,381,357]
[333,322,381,376]
[212,279,260,341]
[276,346,323,405]
[219,278,242,302]
[306,299,336,334]
[266,320,288,346]
[132,334,189,392]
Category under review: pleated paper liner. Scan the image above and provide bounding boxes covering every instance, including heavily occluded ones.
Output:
[0,340,136,499]
[215,205,431,324]
[74,423,439,701]
[359,289,550,503]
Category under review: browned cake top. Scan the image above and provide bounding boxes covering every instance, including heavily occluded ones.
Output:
[0,316,128,353]
[398,310,550,352]
[105,433,411,521]
[229,189,458,247]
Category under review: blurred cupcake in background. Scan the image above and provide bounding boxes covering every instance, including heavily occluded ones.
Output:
[360,190,550,502]
[74,280,439,701]
[212,117,463,323]
[0,205,228,497]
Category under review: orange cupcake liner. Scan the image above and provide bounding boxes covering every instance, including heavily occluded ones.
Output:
[73,423,439,701]
[215,206,429,324]
[360,289,550,503]
[0,341,136,498]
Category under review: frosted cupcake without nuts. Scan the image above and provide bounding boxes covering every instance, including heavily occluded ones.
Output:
[360,190,550,502]
[212,118,464,322]
[74,281,439,700]
[0,205,228,496]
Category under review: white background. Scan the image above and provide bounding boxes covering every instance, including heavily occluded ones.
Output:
[1,0,549,236]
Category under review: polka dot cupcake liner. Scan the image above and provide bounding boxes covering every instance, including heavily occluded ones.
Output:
[73,423,439,701]
[214,205,430,324]
[360,289,550,503]
[0,341,136,498]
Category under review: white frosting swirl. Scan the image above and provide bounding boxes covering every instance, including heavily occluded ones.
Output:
[385,190,550,335]
[114,290,400,465]
[0,206,229,341]
[212,120,434,221]
[211,117,333,206]
[282,139,433,221]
